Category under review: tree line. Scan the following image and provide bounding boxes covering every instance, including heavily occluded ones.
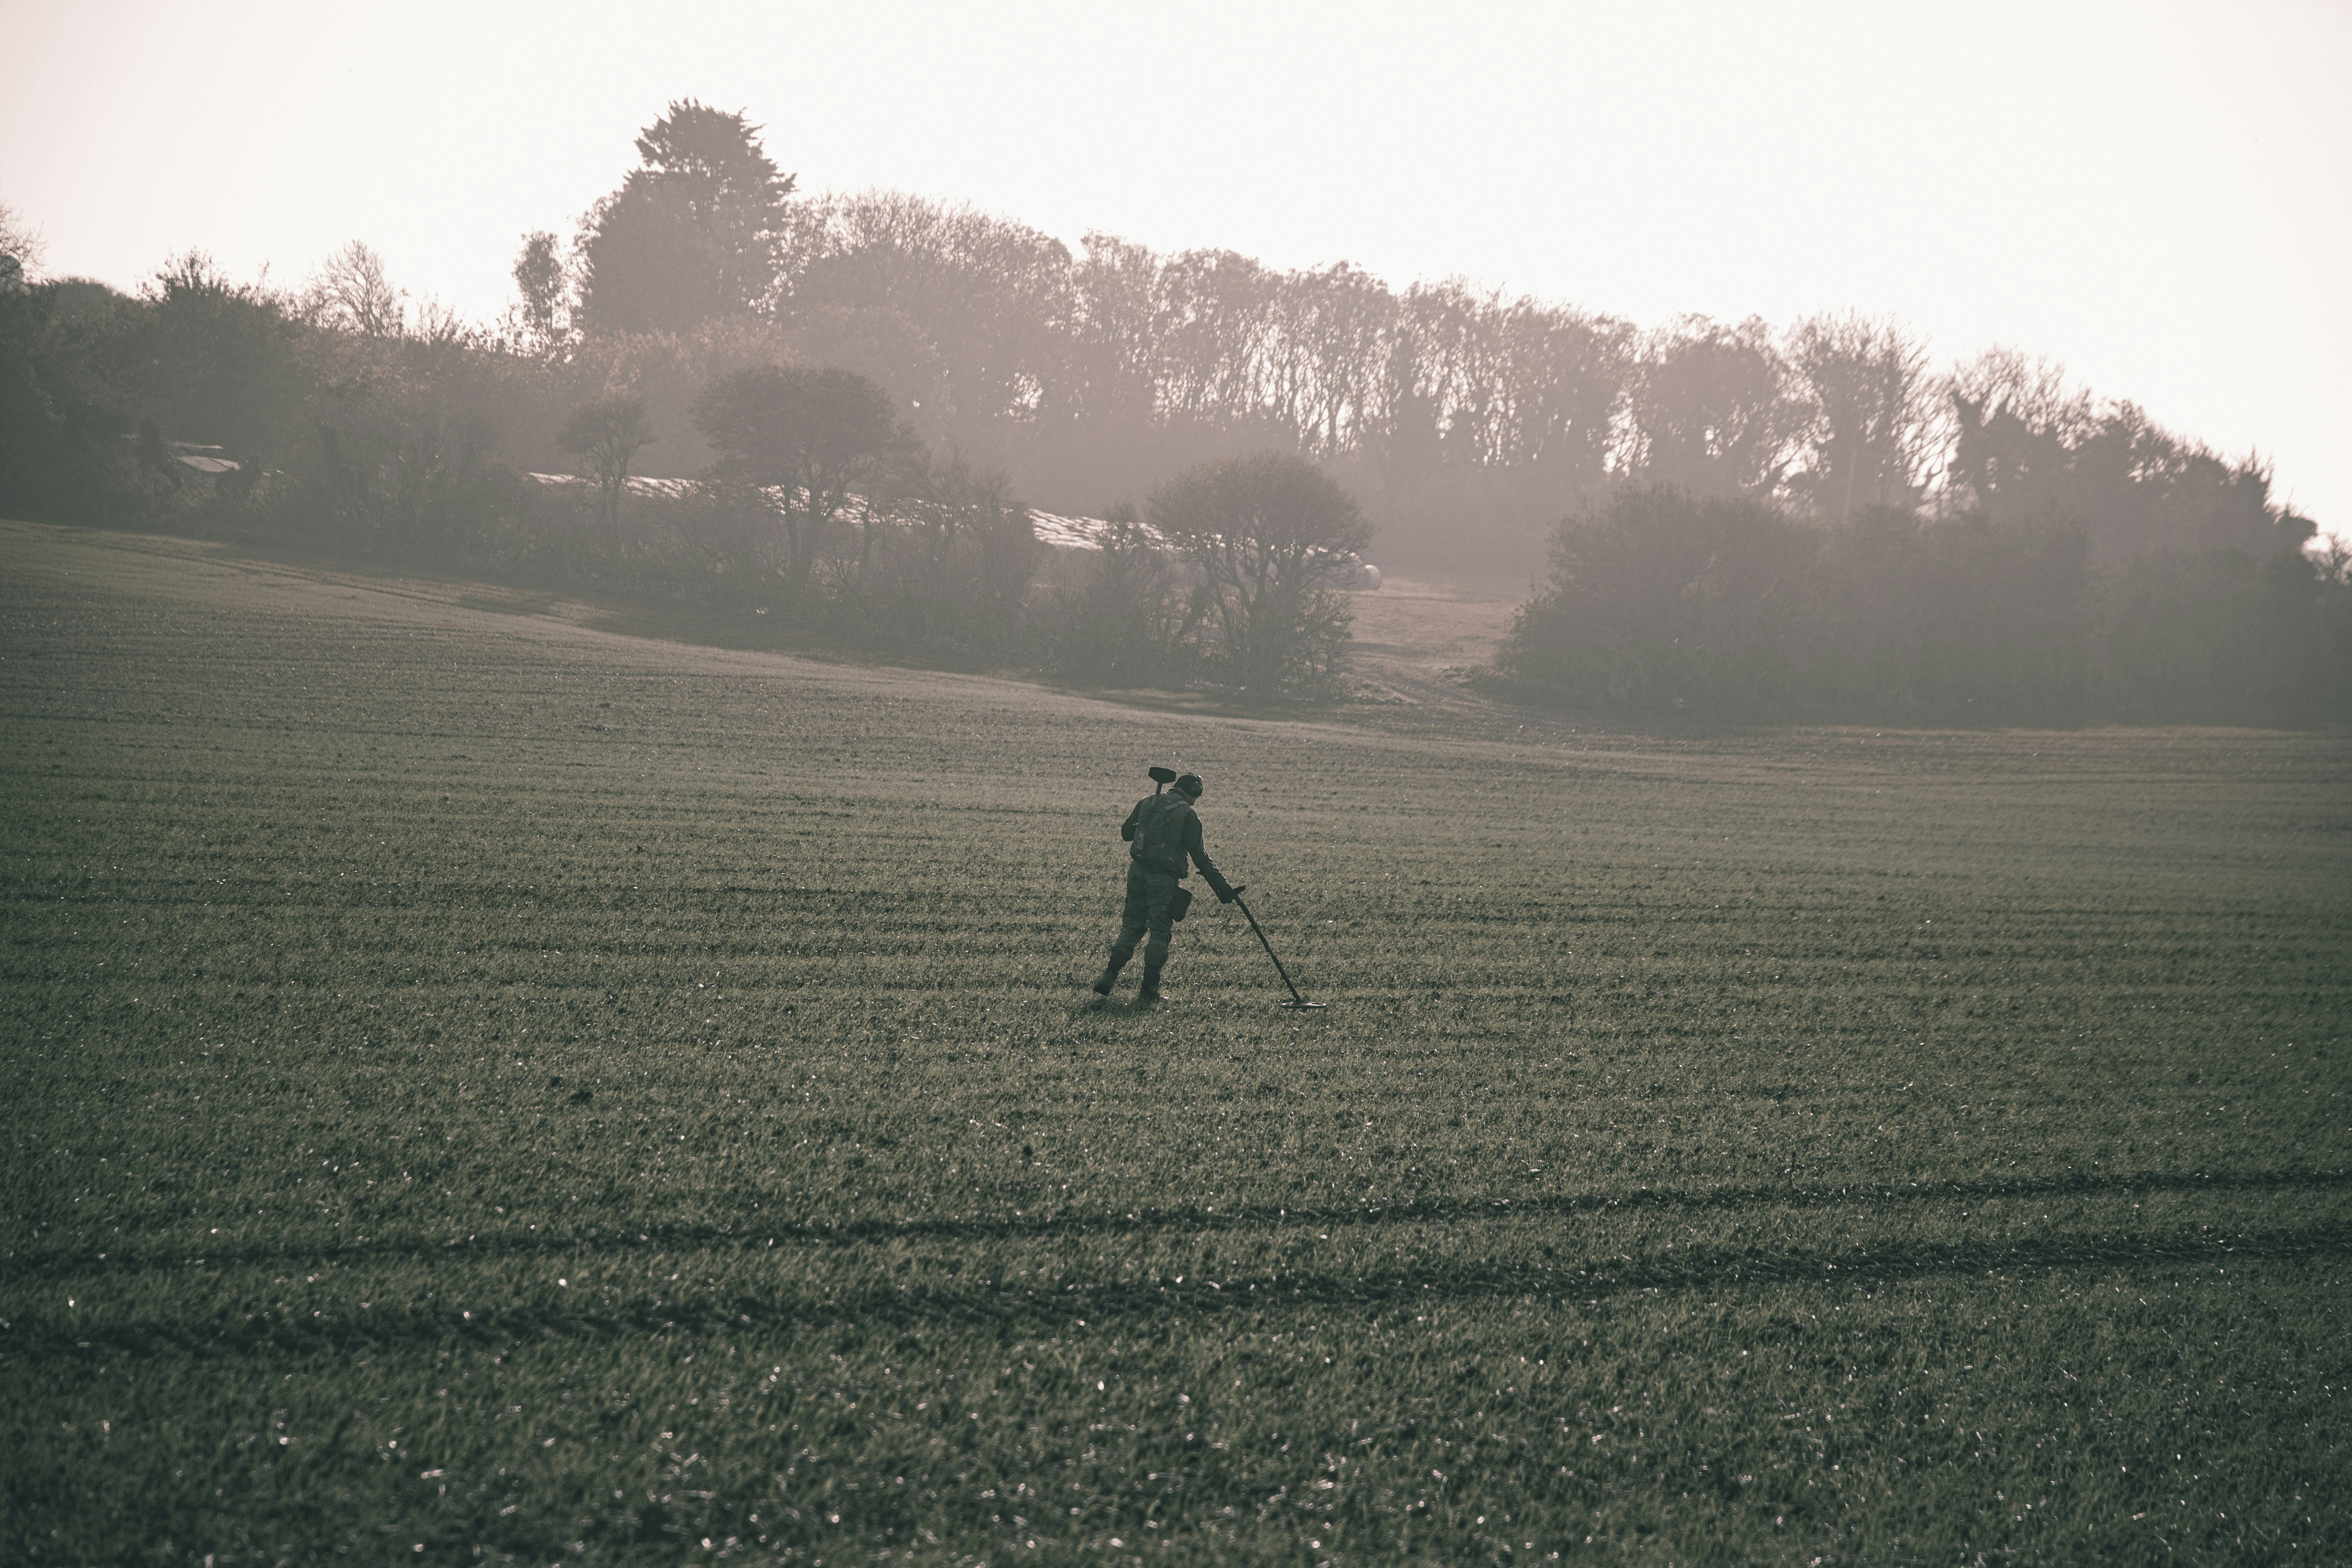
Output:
[0,178,1368,694]
[1491,347,2346,725]
[504,108,1940,576]
[2,100,2343,718]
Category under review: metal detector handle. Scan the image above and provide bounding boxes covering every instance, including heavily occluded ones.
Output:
[1233,895,1308,1007]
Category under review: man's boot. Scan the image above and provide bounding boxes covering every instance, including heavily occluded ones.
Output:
[1137,963,1167,1003]
[1092,951,1131,996]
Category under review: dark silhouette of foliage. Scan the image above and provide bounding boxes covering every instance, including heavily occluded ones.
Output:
[0,275,146,520]
[1501,488,1822,710]
[138,251,309,459]
[2089,548,2336,722]
[1500,486,2345,723]
[1623,316,1794,498]
[1948,383,2314,568]
[1040,503,1197,685]
[856,450,1038,661]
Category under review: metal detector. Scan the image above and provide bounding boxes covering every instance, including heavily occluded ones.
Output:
[1228,890,1326,1009]
[1147,765,1177,792]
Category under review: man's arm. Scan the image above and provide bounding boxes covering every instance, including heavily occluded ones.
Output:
[1121,800,1143,843]
[1184,813,1238,901]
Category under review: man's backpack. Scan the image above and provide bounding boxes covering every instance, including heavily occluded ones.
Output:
[1133,793,1192,876]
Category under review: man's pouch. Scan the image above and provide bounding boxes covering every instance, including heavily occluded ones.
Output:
[1168,885,1195,923]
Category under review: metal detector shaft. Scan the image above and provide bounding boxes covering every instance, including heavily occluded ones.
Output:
[1233,896,1310,1006]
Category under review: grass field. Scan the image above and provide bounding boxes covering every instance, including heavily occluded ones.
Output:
[4,518,2348,1566]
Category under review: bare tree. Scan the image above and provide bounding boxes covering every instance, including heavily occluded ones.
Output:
[1281,261,1393,458]
[310,240,403,336]
[1153,248,1280,424]
[785,191,1075,441]
[1946,347,2093,440]
[873,448,1037,654]
[1784,312,1934,523]
[1046,502,1195,683]
[0,200,42,291]
[1069,231,1166,426]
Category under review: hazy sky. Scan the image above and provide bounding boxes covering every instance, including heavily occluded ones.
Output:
[5,0,2347,537]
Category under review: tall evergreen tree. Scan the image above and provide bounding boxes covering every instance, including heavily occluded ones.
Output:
[578,100,794,336]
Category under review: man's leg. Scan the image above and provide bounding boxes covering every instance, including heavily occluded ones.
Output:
[1095,863,1149,994]
[1138,874,1176,1001]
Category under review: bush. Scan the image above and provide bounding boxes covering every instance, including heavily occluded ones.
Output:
[1497,486,2350,724]
[845,454,1038,664]
[1498,488,1820,712]
[1037,505,1198,686]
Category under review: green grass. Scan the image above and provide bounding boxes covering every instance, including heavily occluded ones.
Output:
[3,519,2348,1566]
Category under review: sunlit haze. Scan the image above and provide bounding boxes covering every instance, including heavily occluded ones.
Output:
[4,0,2346,535]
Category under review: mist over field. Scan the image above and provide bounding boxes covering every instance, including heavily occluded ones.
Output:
[4,52,2350,1567]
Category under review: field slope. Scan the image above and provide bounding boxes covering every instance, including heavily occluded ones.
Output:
[3,519,2348,1565]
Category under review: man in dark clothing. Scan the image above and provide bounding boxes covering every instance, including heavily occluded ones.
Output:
[1093,771,1239,1003]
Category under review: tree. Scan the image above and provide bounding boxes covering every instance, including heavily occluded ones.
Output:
[1943,351,2316,567]
[308,240,402,336]
[1624,315,1793,497]
[1,269,147,521]
[578,101,794,335]
[139,251,307,458]
[867,449,1038,659]
[1147,451,1371,694]
[689,364,897,590]
[1044,503,1196,684]
[508,231,571,359]
[557,395,653,529]
[1152,248,1280,425]
[785,192,1076,445]
[1784,312,1933,523]
[1281,262,1392,460]
[0,200,41,293]
[1069,232,1167,428]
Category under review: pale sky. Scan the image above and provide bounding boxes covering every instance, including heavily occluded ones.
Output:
[4,0,2347,538]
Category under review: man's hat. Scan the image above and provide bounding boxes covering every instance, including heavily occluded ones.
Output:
[1174,772,1204,797]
